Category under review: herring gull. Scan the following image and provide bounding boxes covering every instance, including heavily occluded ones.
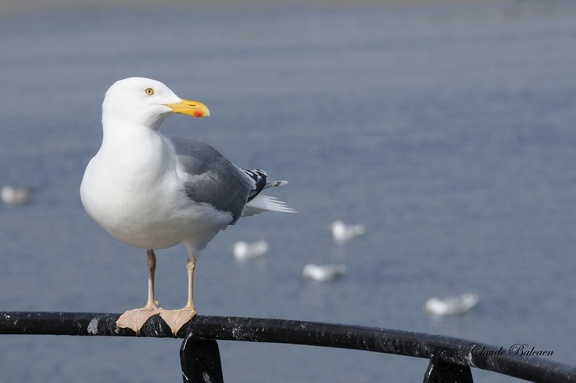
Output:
[232,240,270,261]
[424,291,479,316]
[331,220,366,245]
[1,185,35,204]
[80,77,295,334]
[303,263,347,281]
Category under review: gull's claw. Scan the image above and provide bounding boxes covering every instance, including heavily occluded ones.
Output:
[117,305,162,333]
[159,308,197,335]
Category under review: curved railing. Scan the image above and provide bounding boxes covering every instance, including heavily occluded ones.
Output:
[1,312,574,383]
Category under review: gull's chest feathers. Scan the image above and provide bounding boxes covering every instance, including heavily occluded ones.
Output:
[82,130,189,246]
[95,130,178,211]
[108,141,175,202]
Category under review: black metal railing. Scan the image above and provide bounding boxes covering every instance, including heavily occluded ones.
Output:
[1,312,575,383]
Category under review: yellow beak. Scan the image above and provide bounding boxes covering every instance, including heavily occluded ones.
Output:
[165,99,210,118]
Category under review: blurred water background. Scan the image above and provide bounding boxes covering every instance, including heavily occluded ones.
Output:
[1,2,576,382]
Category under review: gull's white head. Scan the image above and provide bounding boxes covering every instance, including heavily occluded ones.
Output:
[102,77,210,129]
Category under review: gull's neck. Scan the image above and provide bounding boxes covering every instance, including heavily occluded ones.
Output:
[98,117,173,170]
[101,115,163,144]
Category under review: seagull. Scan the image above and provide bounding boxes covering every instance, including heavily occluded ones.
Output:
[232,240,269,261]
[423,291,479,316]
[302,263,347,281]
[1,185,35,204]
[80,77,295,334]
[331,220,366,245]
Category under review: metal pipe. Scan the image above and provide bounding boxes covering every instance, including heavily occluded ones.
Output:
[1,312,574,383]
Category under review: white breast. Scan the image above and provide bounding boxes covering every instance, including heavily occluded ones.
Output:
[80,128,231,250]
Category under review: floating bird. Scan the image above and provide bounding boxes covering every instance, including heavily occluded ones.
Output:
[331,220,366,245]
[80,77,295,334]
[233,240,270,261]
[1,185,35,204]
[423,291,479,316]
[303,263,347,281]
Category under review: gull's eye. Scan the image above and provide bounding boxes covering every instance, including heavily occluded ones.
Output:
[144,87,155,96]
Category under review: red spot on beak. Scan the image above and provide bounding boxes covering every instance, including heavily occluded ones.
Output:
[193,111,204,118]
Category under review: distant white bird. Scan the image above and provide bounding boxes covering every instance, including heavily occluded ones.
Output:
[424,291,479,316]
[233,240,269,261]
[303,263,347,281]
[331,220,366,245]
[1,185,35,204]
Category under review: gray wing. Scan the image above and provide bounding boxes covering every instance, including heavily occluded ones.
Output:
[168,136,253,224]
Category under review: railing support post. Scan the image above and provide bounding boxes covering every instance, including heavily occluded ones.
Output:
[180,329,224,383]
[423,355,473,383]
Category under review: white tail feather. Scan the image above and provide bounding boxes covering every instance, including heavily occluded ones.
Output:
[243,195,296,217]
